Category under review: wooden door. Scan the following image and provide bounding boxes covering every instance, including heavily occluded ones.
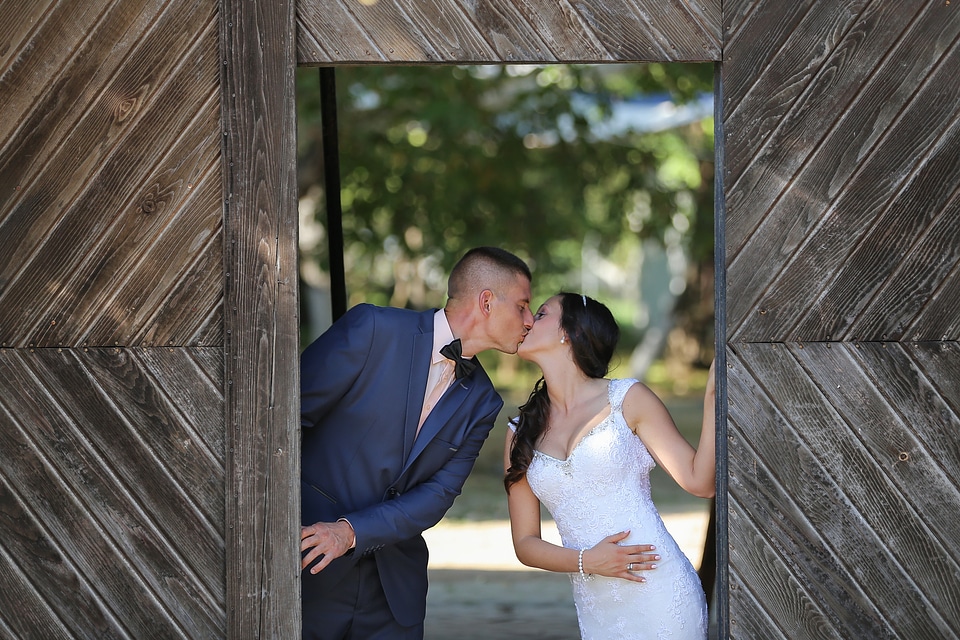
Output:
[723,1,960,637]
[3,0,957,637]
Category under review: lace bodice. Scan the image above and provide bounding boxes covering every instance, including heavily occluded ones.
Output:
[522,379,707,639]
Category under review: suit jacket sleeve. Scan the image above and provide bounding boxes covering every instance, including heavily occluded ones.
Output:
[346,398,502,553]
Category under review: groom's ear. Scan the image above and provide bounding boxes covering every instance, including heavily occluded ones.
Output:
[478,289,494,317]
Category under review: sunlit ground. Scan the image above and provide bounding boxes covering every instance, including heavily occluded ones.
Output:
[425,509,709,571]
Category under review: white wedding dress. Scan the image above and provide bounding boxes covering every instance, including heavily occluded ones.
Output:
[524,378,708,639]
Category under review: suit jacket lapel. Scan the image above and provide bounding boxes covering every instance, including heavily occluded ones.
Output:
[403,315,435,461]
[405,372,472,467]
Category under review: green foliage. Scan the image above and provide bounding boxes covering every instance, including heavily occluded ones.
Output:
[297,63,714,319]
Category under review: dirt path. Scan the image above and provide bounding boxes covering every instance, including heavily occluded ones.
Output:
[423,512,709,639]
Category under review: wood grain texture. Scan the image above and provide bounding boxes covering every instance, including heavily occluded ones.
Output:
[724,0,960,343]
[0,0,114,148]
[727,343,960,638]
[220,0,301,635]
[0,0,222,348]
[6,0,960,636]
[0,347,225,638]
[0,0,229,636]
[722,3,960,631]
[296,0,721,64]
[728,499,846,640]
[726,347,897,638]
[0,475,116,640]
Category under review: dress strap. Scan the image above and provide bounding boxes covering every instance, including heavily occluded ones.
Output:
[608,378,639,411]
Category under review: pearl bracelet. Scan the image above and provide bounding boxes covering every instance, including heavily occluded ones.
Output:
[578,548,590,579]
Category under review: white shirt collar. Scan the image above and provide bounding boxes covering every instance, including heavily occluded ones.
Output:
[431,309,455,365]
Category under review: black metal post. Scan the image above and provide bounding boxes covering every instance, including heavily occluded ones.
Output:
[319,67,347,321]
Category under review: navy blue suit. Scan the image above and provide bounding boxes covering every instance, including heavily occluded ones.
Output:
[300,304,503,633]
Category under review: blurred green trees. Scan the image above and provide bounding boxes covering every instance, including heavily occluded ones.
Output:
[297,63,715,370]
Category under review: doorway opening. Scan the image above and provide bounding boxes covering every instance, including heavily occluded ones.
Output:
[295,62,719,637]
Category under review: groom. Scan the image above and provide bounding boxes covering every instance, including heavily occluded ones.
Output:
[300,246,534,639]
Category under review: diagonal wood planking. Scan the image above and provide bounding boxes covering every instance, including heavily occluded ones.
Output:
[5,0,958,635]
[0,0,227,636]
[296,0,721,64]
[0,0,222,349]
[728,343,960,638]
[725,0,960,344]
[724,1,960,637]
[0,347,225,637]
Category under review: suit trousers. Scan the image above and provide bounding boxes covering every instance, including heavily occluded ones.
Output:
[302,556,425,640]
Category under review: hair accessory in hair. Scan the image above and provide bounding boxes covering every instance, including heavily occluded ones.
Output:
[581,294,587,307]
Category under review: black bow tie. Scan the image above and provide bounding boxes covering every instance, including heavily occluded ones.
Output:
[439,338,477,379]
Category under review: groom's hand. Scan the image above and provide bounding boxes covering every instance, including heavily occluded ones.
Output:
[300,520,355,574]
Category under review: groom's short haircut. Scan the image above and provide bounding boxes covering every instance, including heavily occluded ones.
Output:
[448,247,531,300]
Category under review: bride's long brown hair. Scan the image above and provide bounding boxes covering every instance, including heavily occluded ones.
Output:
[504,292,619,491]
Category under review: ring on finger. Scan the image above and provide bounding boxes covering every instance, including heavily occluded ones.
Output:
[627,563,635,571]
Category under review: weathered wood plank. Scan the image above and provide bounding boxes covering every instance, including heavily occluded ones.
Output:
[0,18,220,348]
[786,343,960,634]
[0,0,178,230]
[28,349,226,603]
[729,564,793,640]
[838,343,960,560]
[735,342,960,637]
[492,0,611,61]
[31,103,220,347]
[0,350,223,638]
[839,184,960,341]
[903,342,960,418]
[727,4,960,341]
[0,0,59,78]
[727,346,895,637]
[564,0,718,61]
[189,299,225,346]
[79,348,226,532]
[852,343,960,489]
[371,0,501,61]
[0,473,124,639]
[189,342,227,388]
[593,0,720,59]
[723,0,932,258]
[220,0,301,635]
[132,217,223,347]
[734,45,960,343]
[296,0,396,63]
[296,0,721,63]
[58,149,222,348]
[135,347,225,464]
[728,497,844,640]
[450,0,558,61]
[80,174,222,347]
[0,0,111,148]
[724,0,872,195]
[905,270,960,341]
[722,0,819,124]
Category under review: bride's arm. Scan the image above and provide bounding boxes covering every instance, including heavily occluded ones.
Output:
[502,430,657,581]
[623,360,716,499]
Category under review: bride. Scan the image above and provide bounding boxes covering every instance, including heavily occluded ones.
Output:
[504,292,716,639]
